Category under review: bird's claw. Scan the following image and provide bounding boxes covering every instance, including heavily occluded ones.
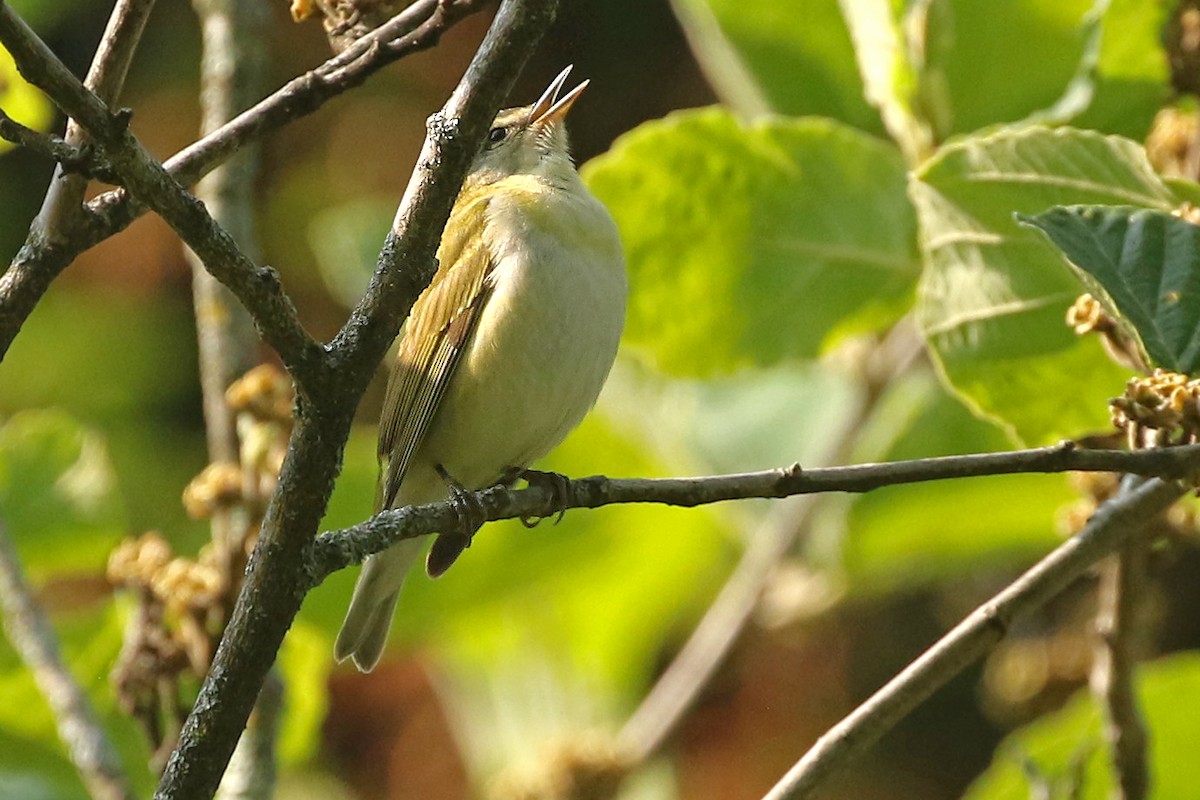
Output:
[427,467,487,578]
[518,468,571,528]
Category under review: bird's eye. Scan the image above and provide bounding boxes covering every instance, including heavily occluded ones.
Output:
[487,126,508,144]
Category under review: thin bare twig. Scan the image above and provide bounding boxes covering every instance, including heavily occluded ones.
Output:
[1091,478,1151,800]
[309,441,1200,580]
[0,0,155,355]
[0,521,135,800]
[760,477,1185,800]
[188,0,267,468]
[185,2,278,797]
[33,0,158,239]
[0,110,117,180]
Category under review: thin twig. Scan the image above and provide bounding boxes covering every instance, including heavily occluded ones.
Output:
[33,0,158,239]
[0,2,325,386]
[618,323,925,761]
[1091,478,1151,800]
[759,477,1185,800]
[216,672,283,800]
[0,110,117,180]
[309,441,1200,580]
[185,2,278,797]
[0,521,135,800]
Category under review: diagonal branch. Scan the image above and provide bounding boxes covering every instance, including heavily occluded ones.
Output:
[0,521,135,800]
[308,441,1200,580]
[0,0,155,359]
[760,477,1185,800]
[328,0,556,380]
[0,2,325,385]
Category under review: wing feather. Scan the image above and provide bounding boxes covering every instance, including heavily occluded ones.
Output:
[376,191,496,510]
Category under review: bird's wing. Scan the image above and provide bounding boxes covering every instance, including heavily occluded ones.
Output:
[376,192,496,511]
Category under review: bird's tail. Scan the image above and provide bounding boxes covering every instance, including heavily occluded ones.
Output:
[334,536,423,672]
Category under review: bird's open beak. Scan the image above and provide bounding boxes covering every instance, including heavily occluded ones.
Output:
[528,65,588,127]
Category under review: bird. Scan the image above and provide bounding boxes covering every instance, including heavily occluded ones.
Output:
[335,67,627,672]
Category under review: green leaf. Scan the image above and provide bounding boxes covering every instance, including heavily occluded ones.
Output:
[0,411,125,579]
[911,126,1176,444]
[583,108,918,377]
[672,0,881,130]
[838,0,935,161]
[926,0,1090,133]
[1070,0,1170,139]
[967,653,1200,799]
[1020,205,1200,374]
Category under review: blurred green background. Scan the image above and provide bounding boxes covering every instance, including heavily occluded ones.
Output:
[5,0,1200,798]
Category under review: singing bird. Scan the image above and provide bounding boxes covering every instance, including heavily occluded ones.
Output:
[335,68,627,672]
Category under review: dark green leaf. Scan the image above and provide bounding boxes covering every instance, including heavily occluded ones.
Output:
[1021,205,1200,373]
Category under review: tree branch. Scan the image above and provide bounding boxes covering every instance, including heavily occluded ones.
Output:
[151,2,559,797]
[0,1,325,386]
[308,442,1200,580]
[188,0,267,466]
[618,322,925,763]
[759,477,1185,800]
[32,0,157,240]
[0,0,154,357]
[328,0,558,379]
[0,110,117,181]
[1091,477,1151,800]
[0,0,488,362]
[0,521,135,800]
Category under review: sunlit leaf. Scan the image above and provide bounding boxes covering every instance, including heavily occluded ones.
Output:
[912,126,1176,444]
[838,0,934,161]
[276,621,331,765]
[1021,205,1200,374]
[584,108,917,376]
[308,197,392,309]
[672,0,880,130]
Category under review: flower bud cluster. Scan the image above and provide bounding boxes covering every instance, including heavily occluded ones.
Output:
[1110,369,1200,446]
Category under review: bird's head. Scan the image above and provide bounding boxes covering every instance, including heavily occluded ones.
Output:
[464,66,587,187]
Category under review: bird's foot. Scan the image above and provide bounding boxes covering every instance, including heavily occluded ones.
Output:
[518,468,571,528]
[427,465,486,578]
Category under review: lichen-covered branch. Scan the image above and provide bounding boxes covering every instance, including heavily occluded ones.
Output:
[0,1,324,384]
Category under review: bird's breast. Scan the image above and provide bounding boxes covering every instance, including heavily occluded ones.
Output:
[420,181,626,487]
